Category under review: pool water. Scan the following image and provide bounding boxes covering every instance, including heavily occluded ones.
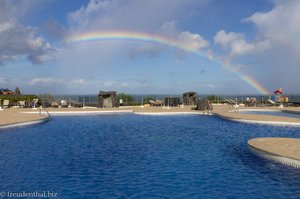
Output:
[0,115,300,198]
[239,110,300,119]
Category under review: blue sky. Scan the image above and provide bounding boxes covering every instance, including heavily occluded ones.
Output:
[1,0,299,95]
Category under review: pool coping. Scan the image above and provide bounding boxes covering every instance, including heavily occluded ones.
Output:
[0,117,50,129]
[22,110,134,115]
[22,110,212,116]
[214,110,300,127]
[134,112,212,115]
[248,141,300,168]
[228,109,279,113]
[228,117,300,126]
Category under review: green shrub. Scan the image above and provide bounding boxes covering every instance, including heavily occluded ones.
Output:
[117,93,134,103]
[0,95,41,105]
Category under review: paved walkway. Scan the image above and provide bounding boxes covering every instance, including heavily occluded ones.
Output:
[0,108,48,127]
[212,105,300,124]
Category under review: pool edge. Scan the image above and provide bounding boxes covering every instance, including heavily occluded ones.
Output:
[214,113,300,127]
[248,144,300,168]
[0,117,50,129]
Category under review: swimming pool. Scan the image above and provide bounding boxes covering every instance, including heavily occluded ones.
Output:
[237,109,300,119]
[0,114,300,198]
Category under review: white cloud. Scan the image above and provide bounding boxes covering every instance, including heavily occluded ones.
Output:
[28,78,95,87]
[212,1,300,93]
[214,30,270,58]
[160,21,209,51]
[28,78,63,86]
[243,1,300,92]
[0,0,55,65]
[244,0,300,53]
[214,30,243,49]
[179,31,209,51]
[71,79,87,86]
[68,0,111,28]
[129,20,210,58]
[68,0,208,32]
[67,0,210,59]
[27,77,101,93]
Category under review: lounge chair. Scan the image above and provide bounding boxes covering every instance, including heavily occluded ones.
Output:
[226,99,236,105]
[61,100,68,108]
[149,99,163,106]
[51,102,59,108]
[18,101,26,108]
[3,100,9,108]
[149,100,156,106]
[268,99,276,105]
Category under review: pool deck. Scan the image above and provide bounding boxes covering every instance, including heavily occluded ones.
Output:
[248,138,300,168]
[0,108,49,128]
[212,105,300,126]
[0,106,202,128]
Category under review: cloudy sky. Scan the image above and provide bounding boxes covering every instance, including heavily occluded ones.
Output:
[0,0,299,95]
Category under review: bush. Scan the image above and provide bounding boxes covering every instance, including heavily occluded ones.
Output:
[0,95,41,106]
[117,93,134,103]
[206,95,223,103]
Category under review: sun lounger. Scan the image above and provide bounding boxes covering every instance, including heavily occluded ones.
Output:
[61,100,68,108]
[226,99,235,105]
[3,100,9,108]
[18,101,25,108]
[149,99,163,106]
[268,99,276,105]
[149,100,156,106]
[51,102,59,108]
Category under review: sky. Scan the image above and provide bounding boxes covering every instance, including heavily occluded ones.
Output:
[0,0,300,95]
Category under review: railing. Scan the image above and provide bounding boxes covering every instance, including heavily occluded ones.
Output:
[38,97,51,118]
[39,106,50,118]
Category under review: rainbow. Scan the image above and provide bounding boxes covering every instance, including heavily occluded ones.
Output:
[67,31,269,95]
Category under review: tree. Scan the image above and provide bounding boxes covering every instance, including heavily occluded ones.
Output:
[15,87,21,95]
[117,93,134,103]
[206,95,222,103]
[39,93,55,103]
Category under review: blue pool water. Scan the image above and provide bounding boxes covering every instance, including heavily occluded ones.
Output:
[0,114,300,198]
[239,110,300,119]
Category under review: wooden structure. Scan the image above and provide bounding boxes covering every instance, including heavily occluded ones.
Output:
[195,99,213,111]
[98,91,119,108]
[182,92,198,106]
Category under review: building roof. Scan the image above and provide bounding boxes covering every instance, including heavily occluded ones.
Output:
[0,88,12,92]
